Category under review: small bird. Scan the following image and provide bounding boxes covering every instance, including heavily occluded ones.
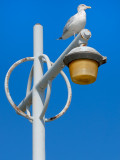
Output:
[57,4,91,40]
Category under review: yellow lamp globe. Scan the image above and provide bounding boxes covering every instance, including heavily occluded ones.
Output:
[63,46,107,85]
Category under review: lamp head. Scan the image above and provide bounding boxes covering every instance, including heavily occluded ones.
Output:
[63,46,107,85]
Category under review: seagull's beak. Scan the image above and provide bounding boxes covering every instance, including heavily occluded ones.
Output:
[87,6,91,9]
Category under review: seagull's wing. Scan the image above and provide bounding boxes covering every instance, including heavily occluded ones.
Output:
[63,15,76,35]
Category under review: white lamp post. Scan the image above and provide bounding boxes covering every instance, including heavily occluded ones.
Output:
[5,23,107,160]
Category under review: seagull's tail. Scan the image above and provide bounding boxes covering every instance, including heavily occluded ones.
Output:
[57,37,62,40]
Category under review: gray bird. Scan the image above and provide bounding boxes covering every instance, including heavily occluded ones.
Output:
[58,4,91,40]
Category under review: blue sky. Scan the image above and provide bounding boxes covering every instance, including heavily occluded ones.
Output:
[0,0,120,160]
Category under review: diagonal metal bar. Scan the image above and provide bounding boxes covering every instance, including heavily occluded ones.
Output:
[18,29,91,112]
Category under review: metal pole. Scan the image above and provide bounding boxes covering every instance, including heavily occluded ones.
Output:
[33,24,45,160]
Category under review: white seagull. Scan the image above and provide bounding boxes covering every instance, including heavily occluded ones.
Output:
[58,4,91,40]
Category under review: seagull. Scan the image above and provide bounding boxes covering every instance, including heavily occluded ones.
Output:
[57,4,91,40]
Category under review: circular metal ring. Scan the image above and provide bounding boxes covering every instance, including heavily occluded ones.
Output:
[5,55,72,122]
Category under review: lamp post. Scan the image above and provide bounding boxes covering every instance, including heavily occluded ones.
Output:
[33,24,45,160]
[5,23,107,160]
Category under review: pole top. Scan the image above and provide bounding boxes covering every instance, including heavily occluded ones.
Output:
[34,23,43,28]
[35,23,41,25]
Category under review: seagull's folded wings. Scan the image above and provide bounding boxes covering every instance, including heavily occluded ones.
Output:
[63,15,76,35]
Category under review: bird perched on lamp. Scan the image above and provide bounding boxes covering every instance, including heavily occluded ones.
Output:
[57,4,91,40]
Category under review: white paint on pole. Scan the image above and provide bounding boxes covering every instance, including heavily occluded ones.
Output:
[33,24,45,160]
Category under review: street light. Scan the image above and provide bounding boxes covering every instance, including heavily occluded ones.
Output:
[63,46,107,84]
[4,23,107,160]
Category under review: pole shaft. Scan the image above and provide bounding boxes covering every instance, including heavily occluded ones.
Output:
[33,24,45,160]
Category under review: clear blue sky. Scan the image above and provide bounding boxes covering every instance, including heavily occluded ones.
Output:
[0,0,120,160]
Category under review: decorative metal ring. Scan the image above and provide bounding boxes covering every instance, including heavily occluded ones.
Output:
[5,55,72,123]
